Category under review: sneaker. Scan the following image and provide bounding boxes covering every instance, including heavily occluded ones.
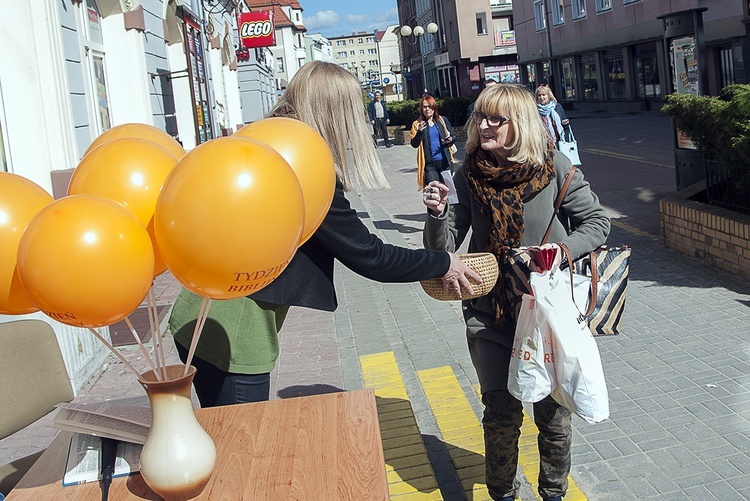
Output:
[386,144,393,148]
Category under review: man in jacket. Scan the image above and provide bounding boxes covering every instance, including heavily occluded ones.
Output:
[367,92,393,148]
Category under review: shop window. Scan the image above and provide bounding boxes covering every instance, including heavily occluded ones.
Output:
[579,53,599,100]
[559,57,576,100]
[526,64,537,90]
[572,0,586,19]
[534,0,546,31]
[604,49,626,99]
[552,0,564,26]
[634,43,660,98]
[184,17,214,144]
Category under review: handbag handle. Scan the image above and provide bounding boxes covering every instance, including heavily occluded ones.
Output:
[541,165,577,245]
[559,242,599,318]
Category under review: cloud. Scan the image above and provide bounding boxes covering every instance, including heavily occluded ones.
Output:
[304,10,341,31]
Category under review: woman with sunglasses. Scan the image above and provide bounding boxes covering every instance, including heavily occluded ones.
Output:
[422,84,610,501]
[410,95,456,190]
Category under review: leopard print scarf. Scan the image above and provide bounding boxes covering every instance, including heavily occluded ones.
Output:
[464,148,555,325]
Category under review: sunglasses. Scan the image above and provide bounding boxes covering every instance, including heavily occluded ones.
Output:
[470,112,510,127]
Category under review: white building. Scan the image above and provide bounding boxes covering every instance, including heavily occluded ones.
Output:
[0,0,271,391]
[377,26,405,102]
[305,33,334,63]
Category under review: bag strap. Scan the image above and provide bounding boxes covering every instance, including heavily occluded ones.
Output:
[541,165,577,245]
[559,242,598,318]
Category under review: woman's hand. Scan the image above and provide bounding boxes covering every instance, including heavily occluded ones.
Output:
[422,181,449,216]
[418,120,427,132]
[441,253,483,299]
[527,243,562,273]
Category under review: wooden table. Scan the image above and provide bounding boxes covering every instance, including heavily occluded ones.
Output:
[7,389,389,500]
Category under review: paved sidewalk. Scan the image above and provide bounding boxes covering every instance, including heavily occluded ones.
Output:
[3,115,750,500]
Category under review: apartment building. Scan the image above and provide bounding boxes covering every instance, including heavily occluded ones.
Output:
[397,0,517,99]
[514,0,750,111]
[330,32,381,88]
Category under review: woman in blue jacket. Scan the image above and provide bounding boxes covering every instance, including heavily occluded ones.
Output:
[410,95,455,190]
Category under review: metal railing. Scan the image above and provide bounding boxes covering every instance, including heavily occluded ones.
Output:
[705,158,750,215]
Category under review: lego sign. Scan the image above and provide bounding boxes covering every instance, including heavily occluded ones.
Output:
[239,11,275,48]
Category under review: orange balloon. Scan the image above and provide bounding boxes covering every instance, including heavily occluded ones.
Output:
[84,123,185,160]
[154,137,304,300]
[237,117,336,244]
[0,173,54,314]
[17,195,155,328]
[69,137,177,276]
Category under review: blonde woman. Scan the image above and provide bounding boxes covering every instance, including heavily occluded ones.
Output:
[422,84,610,501]
[536,84,569,145]
[170,61,481,407]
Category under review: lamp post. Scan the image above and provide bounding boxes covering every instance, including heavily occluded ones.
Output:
[398,22,439,98]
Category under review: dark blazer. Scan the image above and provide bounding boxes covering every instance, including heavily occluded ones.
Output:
[367,100,389,121]
[250,180,450,311]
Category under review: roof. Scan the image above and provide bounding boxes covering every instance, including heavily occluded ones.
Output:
[242,0,306,30]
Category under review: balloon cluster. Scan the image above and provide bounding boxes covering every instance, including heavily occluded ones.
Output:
[1,119,335,340]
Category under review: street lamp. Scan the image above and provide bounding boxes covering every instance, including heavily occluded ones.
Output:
[398,22,439,97]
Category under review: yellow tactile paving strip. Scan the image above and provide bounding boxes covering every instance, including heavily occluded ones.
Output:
[360,352,444,500]
[361,353,587,501]
[419,367,491,501]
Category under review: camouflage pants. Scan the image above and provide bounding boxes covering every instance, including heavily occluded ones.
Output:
[482,389,572,500]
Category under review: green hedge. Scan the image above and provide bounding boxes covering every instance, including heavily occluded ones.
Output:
[385,97,475,128]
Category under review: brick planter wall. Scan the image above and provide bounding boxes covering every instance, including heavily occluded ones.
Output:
[659,182,750,279]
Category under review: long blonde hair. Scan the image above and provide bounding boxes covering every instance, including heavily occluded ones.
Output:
[465,84,549,166]
[270,61,389,190]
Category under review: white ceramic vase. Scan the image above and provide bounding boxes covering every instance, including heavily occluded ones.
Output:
[138,364,216,500]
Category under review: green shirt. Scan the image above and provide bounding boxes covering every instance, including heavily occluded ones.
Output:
[169,289,288,374]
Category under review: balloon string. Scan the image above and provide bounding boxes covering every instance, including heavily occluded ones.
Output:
[146,286,166,380]
[183,296,212,378]
[87,328,141,378]
[124,316,160,380]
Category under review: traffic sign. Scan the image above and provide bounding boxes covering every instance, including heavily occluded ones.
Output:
[383,77,390,84]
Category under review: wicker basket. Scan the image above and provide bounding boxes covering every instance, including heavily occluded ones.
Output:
[420,253,499,301]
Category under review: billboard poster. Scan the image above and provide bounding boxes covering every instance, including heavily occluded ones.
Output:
[671,36,699,149]
[239,11,275,48]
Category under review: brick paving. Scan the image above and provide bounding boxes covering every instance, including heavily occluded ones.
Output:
[3,112,750,500]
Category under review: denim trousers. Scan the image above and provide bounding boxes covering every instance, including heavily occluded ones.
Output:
[176,343,270,407]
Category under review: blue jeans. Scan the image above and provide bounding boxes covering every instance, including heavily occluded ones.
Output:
[176,343,270,407]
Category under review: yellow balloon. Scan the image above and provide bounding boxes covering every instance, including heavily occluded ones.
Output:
[0,173,54,314]
[154,137,304,299]
[69,137,177,277]
[17,195,155,328]
[237,117,336,244]
[84,123,185,160]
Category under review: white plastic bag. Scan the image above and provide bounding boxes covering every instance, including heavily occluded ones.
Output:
[507,294,556,402]
[530,270,610,424]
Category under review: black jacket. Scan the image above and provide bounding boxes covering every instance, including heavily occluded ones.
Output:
[250,181,450,311]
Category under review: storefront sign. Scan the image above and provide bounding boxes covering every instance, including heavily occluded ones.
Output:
[239,12,275,48]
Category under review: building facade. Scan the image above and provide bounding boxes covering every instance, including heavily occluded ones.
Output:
[330,32,381,89]
[0,0,272,391]
[245,0,307,93]
[396,0,518,100]
[514,0,750,111]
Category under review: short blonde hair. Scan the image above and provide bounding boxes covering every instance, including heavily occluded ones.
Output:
[535,84,558,102]
[466,84,549,165]
[271,61,389,190]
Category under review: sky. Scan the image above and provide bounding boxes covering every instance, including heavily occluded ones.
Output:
[299,0,399,38]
